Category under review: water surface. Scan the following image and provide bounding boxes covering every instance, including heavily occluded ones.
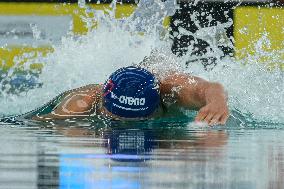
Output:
[1,116,284,189]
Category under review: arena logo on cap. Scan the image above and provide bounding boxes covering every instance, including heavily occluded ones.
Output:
[118,95,146,106]
[111,92,145,106]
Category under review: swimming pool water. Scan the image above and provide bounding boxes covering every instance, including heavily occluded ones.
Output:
[0,116,284,189]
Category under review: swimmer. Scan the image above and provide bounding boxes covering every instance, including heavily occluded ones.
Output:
[33,66,229,126]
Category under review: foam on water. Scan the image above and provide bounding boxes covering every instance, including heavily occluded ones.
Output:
[0,0,283,124]
[184,56,284,124]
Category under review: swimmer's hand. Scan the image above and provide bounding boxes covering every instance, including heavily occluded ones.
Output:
[195,100,229,126]
[195,82,229,126]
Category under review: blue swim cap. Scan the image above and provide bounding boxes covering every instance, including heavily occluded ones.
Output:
[103,66,160,118]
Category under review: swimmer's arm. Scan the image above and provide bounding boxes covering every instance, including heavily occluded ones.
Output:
[33,85,101,120]
[57,94,97,116]
[160,73,229,125]
[33,95,97,120]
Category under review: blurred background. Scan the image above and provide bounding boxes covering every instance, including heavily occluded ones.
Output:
[0,0,283,71]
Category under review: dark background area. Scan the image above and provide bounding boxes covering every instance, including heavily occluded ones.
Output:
[170,1,235,65]
[169,0,283,68]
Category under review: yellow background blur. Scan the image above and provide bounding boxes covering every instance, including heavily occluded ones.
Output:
[0,3,283,70]
[234,6,284,69]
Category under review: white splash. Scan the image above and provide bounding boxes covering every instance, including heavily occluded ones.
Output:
[183,42,284,123]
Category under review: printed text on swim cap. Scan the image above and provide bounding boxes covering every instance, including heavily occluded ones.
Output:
[111,93,145,106]
[119,96,145,106]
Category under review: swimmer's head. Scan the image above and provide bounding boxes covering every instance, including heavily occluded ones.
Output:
[103,66,160,118]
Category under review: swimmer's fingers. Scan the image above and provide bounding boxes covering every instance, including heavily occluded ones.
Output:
[209,112,229,126]
[220,112,229,125]
[196,109,228,126]
[195,106,217,125]
[204,113,215,124]
[195,107,208,122]
[209,113,223,126]
[196,106,228,126]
